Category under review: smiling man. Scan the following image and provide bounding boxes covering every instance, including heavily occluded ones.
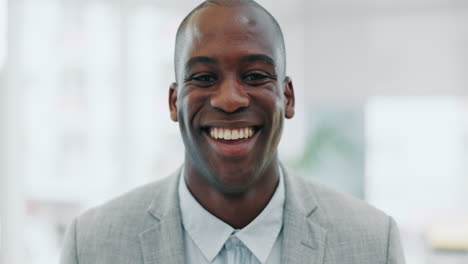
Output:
[60,0,405,263]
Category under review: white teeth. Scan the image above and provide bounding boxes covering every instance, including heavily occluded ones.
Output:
[209,127,255,140]
[232,130,239,140]
[224,129,232,140]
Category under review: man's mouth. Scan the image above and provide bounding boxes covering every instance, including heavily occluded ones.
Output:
[203,126,261,156]
[208,127,256,140]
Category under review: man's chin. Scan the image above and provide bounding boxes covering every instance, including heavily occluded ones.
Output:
[210,180,253,197]
[206,171,258,196]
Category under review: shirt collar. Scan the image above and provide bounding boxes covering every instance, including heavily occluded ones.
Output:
[178,170,233,262]
[178,168,285,263]
[236,170,285,263]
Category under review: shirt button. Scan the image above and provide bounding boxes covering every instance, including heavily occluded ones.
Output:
[230,236,239,245]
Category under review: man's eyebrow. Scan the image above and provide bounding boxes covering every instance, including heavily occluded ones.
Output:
[184,56,218,72]
[240,54,276,67]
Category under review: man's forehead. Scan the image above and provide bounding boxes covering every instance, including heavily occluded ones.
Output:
[186,5,275,41]
[180,5,280,58]
[184,54,276,73]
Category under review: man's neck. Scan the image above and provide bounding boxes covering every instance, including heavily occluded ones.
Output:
[183,161,281,229]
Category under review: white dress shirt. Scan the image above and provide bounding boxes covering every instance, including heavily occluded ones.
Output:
[178,170,285,264]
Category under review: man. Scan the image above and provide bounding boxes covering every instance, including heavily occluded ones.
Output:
[61,0,406,263]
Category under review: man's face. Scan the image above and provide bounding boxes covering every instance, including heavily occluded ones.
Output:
[169,5,294,194]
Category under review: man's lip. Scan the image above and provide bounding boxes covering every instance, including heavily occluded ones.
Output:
[201,120,261,129]
[203,128,261,156]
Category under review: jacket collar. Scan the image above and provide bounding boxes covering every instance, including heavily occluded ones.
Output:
[139,165,327,264]
[139,167,185,264]
[281,164,327,264]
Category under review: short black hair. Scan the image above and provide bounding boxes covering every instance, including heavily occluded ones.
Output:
[173,0,286,81]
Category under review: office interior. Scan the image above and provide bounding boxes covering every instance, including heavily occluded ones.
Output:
[0,0,467,263]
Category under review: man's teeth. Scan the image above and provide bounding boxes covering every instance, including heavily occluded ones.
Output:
[209,127,255,140]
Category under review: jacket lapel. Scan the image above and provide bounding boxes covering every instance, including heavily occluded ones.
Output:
[139,169,185,264]
[137,166,328,264]
[281,167,327,264]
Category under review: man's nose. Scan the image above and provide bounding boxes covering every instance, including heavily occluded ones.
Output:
[210,78,250,113]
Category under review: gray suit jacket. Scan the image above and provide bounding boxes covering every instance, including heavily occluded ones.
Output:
[60,167,405,264]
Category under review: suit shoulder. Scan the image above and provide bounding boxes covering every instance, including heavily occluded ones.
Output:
[289,174,395,262]
[75,174,176,239]
[291,174,390,231]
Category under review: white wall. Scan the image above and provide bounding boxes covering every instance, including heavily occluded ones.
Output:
[1,1,25,263]
[304,0,468,104]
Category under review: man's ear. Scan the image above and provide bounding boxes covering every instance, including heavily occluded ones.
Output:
[283,77,295,119]
[169,82,178,122]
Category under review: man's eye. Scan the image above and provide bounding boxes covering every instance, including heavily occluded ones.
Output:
[244,73,268,81]
[190,74,217,83]
[184,74,218,88]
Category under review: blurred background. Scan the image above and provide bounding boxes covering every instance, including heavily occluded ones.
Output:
[0,0,467,263]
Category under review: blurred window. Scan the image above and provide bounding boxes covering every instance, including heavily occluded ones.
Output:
[0,0,5,69]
